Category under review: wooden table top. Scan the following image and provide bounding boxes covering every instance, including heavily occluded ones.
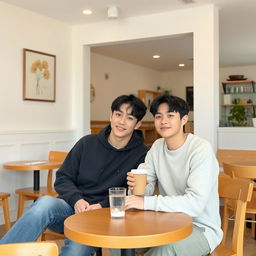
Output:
[3,160,62,171]
[64,208,192,249]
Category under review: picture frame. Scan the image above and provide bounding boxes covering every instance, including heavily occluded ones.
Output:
[23,48,56,102]
[186,86,194,111]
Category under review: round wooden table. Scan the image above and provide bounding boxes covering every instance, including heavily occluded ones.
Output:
[3,160,62,191]
[64,208,192,256]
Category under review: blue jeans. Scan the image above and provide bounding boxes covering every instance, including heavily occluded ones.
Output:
[0,196,97,256]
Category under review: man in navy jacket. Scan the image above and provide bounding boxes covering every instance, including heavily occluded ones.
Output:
[1,94,148,256]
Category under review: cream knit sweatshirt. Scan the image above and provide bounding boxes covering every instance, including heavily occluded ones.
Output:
[139,134,222,252]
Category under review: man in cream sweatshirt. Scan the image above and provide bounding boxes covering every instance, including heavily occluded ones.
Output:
[126,95,222,256]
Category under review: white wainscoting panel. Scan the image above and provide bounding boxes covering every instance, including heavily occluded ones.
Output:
[0,129,77,225]
[218,127,256,150]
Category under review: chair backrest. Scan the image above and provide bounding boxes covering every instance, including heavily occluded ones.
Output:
[217,149,256,168]
[223,162,256,180]
[47,151,68,188]
[0,241,58,256]
[218,173,253,255]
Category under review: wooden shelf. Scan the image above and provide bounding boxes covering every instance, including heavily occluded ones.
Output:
[222,104,256,106]
[222,80,254,84]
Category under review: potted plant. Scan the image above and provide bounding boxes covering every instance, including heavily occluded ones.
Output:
[228,105,247,126]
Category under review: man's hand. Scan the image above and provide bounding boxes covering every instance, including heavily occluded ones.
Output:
[74,199,90,213]
[85,203,102,211]
[127,172,136,191]
[125,195,144,210]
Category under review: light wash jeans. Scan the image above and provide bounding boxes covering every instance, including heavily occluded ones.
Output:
[0,196,97,256]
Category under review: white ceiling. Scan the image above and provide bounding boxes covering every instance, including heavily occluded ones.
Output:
[2,0,256,71]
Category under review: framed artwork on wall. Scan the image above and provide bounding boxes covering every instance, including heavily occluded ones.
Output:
[186,86,194,111]
[23,48,56,102]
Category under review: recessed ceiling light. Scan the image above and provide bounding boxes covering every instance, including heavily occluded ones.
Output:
[178,63,185,67]
[83,9,92,15]
[153,55,160,59]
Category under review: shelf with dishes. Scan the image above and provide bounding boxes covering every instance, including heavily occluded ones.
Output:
[222,80,255,94]
[220,78,256,127]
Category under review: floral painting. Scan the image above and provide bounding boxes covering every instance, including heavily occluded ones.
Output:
[23,49,56,102]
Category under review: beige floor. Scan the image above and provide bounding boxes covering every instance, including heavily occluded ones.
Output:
[0,222,255,255]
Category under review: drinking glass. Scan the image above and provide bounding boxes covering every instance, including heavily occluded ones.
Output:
[109,187,126,218]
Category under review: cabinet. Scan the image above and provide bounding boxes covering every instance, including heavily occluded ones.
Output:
[138,90,160,108]
[220,80,256,126]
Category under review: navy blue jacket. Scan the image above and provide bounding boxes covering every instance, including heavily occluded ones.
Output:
[54,125,148,208]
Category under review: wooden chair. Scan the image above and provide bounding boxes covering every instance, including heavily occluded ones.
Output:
[15,151,68,218]
[222,162,256,240]
[209,173,253,256]
[0,241,58,256]
[0,192,11,230]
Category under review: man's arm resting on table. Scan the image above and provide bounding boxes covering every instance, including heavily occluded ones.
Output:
[74,199,102,213]
[125,195,144,210]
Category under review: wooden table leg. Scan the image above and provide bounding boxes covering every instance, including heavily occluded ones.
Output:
[33,170,40,191]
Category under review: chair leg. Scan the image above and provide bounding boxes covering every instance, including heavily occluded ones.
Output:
[2,198,11,231]
[17,195,25,219]
[252,214,256,239]
[221,200,229,246]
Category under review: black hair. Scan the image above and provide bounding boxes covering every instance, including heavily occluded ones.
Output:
[111,94,147,122]
[150,95,189,119]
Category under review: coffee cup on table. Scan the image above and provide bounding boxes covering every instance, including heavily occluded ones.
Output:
[131,169,147,195]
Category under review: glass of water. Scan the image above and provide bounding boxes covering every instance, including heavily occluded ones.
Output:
[109,187,126,218]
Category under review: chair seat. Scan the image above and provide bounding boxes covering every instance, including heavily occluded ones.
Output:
[0,241,59,256]
[209,245,236,256]
[15,187,58,198]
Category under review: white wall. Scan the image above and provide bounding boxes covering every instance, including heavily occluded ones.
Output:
[72,5,219,148]
[91,53,161,121]
[0,1,72,131]
[0,1,76,224]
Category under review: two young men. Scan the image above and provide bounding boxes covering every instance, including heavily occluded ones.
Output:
[0,94,148,256]
[126,95,222,256]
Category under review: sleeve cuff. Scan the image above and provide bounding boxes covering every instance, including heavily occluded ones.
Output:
[98,198,109,208]
[69,194,83,208]
[144,195,158,211]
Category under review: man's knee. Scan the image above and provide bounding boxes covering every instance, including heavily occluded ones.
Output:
[30,196,60,216]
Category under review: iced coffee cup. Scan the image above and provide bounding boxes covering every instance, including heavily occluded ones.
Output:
[131,169,147,195]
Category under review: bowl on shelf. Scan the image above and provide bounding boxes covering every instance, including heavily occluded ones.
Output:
[228,75,245,81]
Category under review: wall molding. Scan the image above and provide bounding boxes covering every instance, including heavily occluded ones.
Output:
[0,129,78,224]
